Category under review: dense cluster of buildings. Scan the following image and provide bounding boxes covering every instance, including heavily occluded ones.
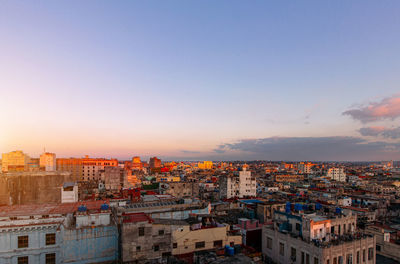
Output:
[1,150,400,263]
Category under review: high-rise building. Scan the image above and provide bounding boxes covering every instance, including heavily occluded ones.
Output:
[327,167,346,182]
[198,161,213,170]
[149,157,161,169]
[131,156,143,170]
[1,150,31,173]
[57,155,118,181]
[298,162,313,174]
[40,152,56,171]
[219,166,256,199]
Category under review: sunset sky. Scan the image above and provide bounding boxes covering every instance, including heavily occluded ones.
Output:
[1,1,400,161]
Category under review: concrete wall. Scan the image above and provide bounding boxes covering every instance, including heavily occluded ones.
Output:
[0,172,73,206]
[0,224,62,264]
[62,225,118,263]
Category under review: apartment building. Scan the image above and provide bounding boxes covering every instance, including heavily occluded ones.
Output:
[262,209,376,264]
[1,150,31,173]
[39,152,56,171]
[219,167,257,199]
[327,168,347,182]
[57,155,118,181]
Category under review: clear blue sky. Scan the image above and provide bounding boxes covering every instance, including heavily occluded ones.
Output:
[1,1,400,161]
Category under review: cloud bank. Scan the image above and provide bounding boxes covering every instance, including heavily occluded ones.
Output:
[213,136,400,161]
[343,95,400,123]
[359,126,400,139]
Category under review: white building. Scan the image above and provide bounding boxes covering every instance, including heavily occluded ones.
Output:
[219,167,256,199]
[40,152,56,171]
[61,182,78,203]
[327,167,346,182]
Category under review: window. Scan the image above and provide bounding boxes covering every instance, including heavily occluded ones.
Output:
[154,245,159,251]
[138,227,145,236]
[214,240,222,247]
[333,257,337,264]
[362,249,366,262]
[306,253,310,264]
[291,247,296,262]
[346,254,352,264]
[338,256,343,264]
[327,260,330,264]
[173,243,177,249]
[368,248,373,260]
[301,252,305,264]
[195,241,205,249]
[158,229,164,236]
[376,245,381,251]
[18,256,28,264]
[356,251,359,264]
[18,236,29,248]
[46,233,56,245]
[267,237,272,249]
[45,253,55,264]
[296,223,301,231]
[136,246,141,251]
[279,242,285,256]
[314,257,319,264]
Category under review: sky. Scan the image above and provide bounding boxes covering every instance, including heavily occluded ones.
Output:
[1,1,400,161]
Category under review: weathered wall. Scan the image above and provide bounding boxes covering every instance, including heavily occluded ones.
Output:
[0,172,72,206]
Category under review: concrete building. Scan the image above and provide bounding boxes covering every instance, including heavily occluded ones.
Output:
[131,156,143,170]
[40,152,56,171]
[274,174,304,183]
[365,224,400,262]
[57,156,118,181]
[0,171,73,206]
[102,166,124,191]
[298,162,313,174]
[61,182,78,203]
[219,167,257,199]
[0,201,118,264]
[149,157,161,172]
[171,216,242,259]
[117,198,211,220]
[262,210,376,264]
[256,201,286,223]
[327,168,347,182]
[162,182,199,199]
[1,150,31,173]
[121,213,172,263]
[198,161,213,170]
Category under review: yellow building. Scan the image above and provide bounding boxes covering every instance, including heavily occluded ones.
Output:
[1,150,31,172]
[40,152,56,171]
[172,223,242,256]
[198,161,213,170]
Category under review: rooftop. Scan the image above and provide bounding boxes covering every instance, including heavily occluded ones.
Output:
[0,200,109,217]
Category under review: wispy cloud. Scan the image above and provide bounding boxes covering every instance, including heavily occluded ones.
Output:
[180,150,201,154]
[343,94,400,123]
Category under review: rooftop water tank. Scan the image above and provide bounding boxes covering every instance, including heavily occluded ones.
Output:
[78,205,87,212]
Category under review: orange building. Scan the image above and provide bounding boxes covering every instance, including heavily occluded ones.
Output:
[57,155,118,181]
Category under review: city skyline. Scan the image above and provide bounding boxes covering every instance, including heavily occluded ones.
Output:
[1,1,400,161]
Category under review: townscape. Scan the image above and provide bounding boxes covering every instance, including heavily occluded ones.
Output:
[1,151,399,263]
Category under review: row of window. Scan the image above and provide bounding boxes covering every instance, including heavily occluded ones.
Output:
[18,233,55,248]
[171,240,223,249]
[266,237,374,264]
[138,227,165,236]
[17,253,55,264]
